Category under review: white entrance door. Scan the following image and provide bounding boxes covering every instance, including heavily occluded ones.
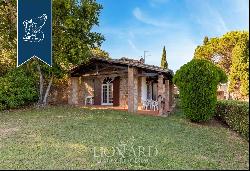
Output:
[102,83,113,105]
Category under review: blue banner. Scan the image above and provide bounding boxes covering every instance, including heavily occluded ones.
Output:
[17,0,52,66]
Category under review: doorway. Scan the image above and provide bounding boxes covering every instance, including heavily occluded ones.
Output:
[102,77,113,105]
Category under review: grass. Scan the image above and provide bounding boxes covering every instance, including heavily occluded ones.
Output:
[0,106,249,170]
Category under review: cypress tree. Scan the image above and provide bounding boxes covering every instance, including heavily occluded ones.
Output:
[161,46,168,69]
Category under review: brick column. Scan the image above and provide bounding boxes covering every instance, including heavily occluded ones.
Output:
[157,74,164,115]
[78,77,84,104]
[68,77,79,105]
[169,82,174,107]
[138,77,142,109]
[128,67,138,113]
[165,79,170,112]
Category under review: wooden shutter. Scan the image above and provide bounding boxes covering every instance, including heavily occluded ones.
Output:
[113,77,120,106]
[94,79,101,105]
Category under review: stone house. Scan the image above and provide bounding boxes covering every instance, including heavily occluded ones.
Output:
[68,57,175,115]
[217,83,228,100]
[217,82,249,101]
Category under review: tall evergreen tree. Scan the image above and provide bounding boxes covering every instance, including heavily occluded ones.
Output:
[161,46,168,69]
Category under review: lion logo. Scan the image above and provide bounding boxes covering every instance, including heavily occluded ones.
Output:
[23,14,47,43]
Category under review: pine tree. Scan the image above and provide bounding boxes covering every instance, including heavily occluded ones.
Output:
[161,46,168,69]
[194,31,249,99]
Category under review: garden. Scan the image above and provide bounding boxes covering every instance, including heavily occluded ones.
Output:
[0,58,249,169]
[0,106,249,170]
[0,0,249,170]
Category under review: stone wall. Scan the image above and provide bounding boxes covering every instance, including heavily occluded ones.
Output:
[81,77,94,104]
[119,76,128,108]
[68,77,79,105]
[75,74,146,110]
[138,77,142,109]
[50,75,172,113]
[64,75,131,107]
[128,67,138,113]
[48,80,69,104]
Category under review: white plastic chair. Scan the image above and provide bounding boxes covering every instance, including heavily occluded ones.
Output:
[147,99,153,110]
[152,101,159,111]
[142,100,148,110]
[85,96,94,105]
[142,100,151,110]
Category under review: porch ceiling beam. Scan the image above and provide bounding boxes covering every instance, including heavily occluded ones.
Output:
[97,63,127,70]
[137,73,158,77]
[82,74,127,79]
[81,71,128,77]
[76,66,127,77]
[97,66,127,73]
[71,62,127,76]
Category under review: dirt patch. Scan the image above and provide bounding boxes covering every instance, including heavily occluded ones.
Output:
[188,118,229,128]
[227,130,246,143]
[203,118,228,128]
[0,127,19,139]
[195,154,209,160]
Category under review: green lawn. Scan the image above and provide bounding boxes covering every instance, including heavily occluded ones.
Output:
[0,106,249,170]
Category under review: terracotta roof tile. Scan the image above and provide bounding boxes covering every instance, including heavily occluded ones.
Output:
[70,57,174,76]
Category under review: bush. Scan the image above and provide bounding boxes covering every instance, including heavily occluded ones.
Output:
[173,59,227,122]
[215,100,249,140]
[0,68,38,110]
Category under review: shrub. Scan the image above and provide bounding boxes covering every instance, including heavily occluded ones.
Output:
[0,103,5,111]
[0,68,38,110]
[173,59,227,122]
[215,100,249,140]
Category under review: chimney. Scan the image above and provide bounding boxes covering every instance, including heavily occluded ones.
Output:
[139,57,145,64]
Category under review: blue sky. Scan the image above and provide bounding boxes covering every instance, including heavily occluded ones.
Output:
[94,0,249,72]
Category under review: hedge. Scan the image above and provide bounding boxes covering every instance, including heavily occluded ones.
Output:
[215,100,249,140]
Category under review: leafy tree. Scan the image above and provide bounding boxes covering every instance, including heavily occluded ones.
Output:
[91,47,110,59]
[0,0,105,106]
[34,0,105,106]
[228,35,249,98]
[160,46,168,69]
[0,0,17,75]
[0,0,38,110]
[173,59,227,122]
[194,31,249,98]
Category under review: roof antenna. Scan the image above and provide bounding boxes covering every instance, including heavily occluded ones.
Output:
[143,50,151,63]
